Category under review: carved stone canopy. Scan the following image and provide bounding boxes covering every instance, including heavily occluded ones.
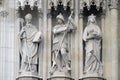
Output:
[16,0,42,11]
[80,0,107,10]
[49,0,73,10]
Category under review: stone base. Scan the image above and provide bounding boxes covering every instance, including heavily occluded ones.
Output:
[79,77,106,80]
[48,71,74,80]
[16,75,42,80]
[79,73,106,80]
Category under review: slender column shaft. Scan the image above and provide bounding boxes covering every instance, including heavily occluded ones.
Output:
[79,14,83,79]
[110,6,118,80]
[47,13,52,77]
[74,0,79,79]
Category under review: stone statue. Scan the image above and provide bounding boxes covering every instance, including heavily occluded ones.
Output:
[50,13,76,75]
[19,13,42,75]
[83,14,102,76]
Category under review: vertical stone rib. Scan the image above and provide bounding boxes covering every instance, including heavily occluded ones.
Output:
[38,11,43,78]
[42,0,48,79]
[47,13,52,77]
[101,14,105,78]
[74,0,79,79]
[104,11,112,80]
[110,5,118,80]
[79,14,83,79]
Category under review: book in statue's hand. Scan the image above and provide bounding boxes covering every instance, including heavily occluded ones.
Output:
[33,31,42,43]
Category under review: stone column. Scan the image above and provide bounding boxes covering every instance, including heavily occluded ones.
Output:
[47,12,52,77]
[38,12,43,78]
[78,13,83,79]
[74,0,79,80]
[101,11,106,79]
[103,9,112,80]
[101,14,105,79]
[0,9,9,80]
[15,10,21,79]
[42,0,48,79]
[110,0,118,80]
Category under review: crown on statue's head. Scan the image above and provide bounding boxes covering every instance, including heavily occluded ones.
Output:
[87,14,97,24]
[88,14,96,20]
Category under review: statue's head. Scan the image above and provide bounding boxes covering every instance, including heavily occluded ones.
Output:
[25,13,32,23]
[57,13,65,24]
[88,14,96,25]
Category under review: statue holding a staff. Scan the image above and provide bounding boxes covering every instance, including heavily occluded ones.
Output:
[50,12,76,74]
[19,13,42,75]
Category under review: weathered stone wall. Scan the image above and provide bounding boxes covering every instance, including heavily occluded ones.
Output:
[0,0,120,80]
[0,0,16,80]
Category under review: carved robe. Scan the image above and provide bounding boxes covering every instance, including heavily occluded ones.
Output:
[19,24,41,72]
[83,23,102,73]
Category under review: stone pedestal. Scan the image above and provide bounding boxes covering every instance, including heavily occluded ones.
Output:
[16,72,42,80]
[48,71,74,80]
[16,75,42,80]
[79,77,106,80]
[79,73,106,80]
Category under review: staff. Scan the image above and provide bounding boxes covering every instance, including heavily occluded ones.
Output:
[52,11,74,69]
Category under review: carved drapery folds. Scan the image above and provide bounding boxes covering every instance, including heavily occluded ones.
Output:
[16,0,42,11]
[83,14,102,77]
[19,13,42,76]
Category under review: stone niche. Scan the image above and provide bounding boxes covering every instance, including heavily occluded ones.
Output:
[80,0,106,80]
[48,0,74,80]
[16,1,42,80]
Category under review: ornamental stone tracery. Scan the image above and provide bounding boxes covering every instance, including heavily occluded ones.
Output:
[79,0,107,11]
[16,0,42,11]
[48,0,73,10]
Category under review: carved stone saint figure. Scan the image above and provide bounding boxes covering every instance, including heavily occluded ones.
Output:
[50,13,76,75]
[83,14,102,76]
[19,13,42,75]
